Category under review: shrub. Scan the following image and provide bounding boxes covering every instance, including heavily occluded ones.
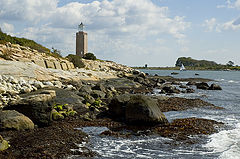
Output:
[0,31,50,53]
[83,52,96,60]
[66,54,85,68]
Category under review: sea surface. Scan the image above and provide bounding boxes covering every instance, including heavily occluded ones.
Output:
[78,70,240,159]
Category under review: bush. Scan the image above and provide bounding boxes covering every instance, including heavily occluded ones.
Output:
[0,31,50,53]
[66,54,85,68]
[83,52,96,60]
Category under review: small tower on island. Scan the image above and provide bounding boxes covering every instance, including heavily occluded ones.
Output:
[76,22,88,57]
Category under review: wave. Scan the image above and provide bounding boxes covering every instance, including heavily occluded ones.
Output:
[204,123,240,159]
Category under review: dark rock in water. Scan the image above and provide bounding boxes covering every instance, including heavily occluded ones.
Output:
[125,95,168,125]
[92,83,106,93]
[196,82,209,90]
[208,83,222,90]
[171,72,179,75]
[186,81,196,86]
[171,81,181,85]
[7,90,56,127]
[132,70,140,75]
[108,94,131,119]
[186,88,195,93]
[154,74,158,76]
[179,85,187,88]
[0,110,34,131]
[157,78,166,84]
[195,73,199,76]
[162,85,180,94]
[139,72,147,79]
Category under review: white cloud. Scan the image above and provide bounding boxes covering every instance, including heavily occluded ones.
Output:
[203,17,240,32]
[0,0,191,66]
[217,0,240,9]
[0,22,15,33]
[204,18,217,32]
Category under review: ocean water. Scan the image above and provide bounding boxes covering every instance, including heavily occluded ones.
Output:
[79,70,240,159]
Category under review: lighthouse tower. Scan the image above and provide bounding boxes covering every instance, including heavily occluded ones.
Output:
[76,22,88,57]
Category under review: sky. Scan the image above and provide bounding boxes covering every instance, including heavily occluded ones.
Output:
[0,0,240,67]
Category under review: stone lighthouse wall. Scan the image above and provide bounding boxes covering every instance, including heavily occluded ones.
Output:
[76,31,88,57]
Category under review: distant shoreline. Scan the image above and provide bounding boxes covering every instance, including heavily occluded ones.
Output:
[132,66,240,71]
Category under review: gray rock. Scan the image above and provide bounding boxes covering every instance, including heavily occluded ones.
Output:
[33,81,44,89]
[208,83,222,90]
[79,85,92,94]
[20,86,32,94]
[91,90,106,99]
[0,86,6,94]
[7,90,56,127]
[52,81,62,88]
[65,85,75,91]
[108,94,131,119]
[0,110,34,131]
[92,83,106,92]
[125,95,168,125]
[132,70,140,75]
[43,81,54,87]
[0,135,10,151]
[196,82,209,90]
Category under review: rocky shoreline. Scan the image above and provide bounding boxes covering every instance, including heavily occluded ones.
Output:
[0,58,224,158]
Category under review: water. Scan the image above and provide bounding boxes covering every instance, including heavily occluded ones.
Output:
[79,70,240,159]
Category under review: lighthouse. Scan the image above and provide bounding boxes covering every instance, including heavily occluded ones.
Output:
[76,22,88,57]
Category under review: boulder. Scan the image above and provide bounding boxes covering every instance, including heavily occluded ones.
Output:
[125,95,168,125]
[7,90,56,127]
[208,83,222,90]
[162,85,180,94]
[0,135,10,151]
[0,110,34,131]
[196,82,209,90]
[91,90,106,99]
[186,81,196,86]
[139,72,147,78]
[108,94,131,119]
[92,83,106,93]
[79,85,92,94]
[132,70,140,75]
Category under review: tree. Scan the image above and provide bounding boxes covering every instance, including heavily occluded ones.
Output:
[66,54,85,68]
[83,52,96,60]
[50,47,62,58]
[227,61,234,66]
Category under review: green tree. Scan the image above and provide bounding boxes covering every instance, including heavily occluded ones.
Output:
[66,54,85,68]
[83,52,97,60]
[226,61,234,66]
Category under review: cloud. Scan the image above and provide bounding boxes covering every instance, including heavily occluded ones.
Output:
[203,17,240,32]
[204,18,217,32]
[0,0,191,66]
[217,0,240,9]
[0,22,15,33]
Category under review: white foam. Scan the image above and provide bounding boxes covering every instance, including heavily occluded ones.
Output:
[204,123,240,159]
[228,80,239,83]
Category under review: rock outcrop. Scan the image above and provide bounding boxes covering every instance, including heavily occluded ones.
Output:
[125,95,168,125]
[0,43,74,70]
[0,110,34,131]
[109,94,168,125]
[7,90,56,127]
[0,135,10,151]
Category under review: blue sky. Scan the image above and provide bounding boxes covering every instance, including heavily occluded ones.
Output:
[0,0,240,66]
